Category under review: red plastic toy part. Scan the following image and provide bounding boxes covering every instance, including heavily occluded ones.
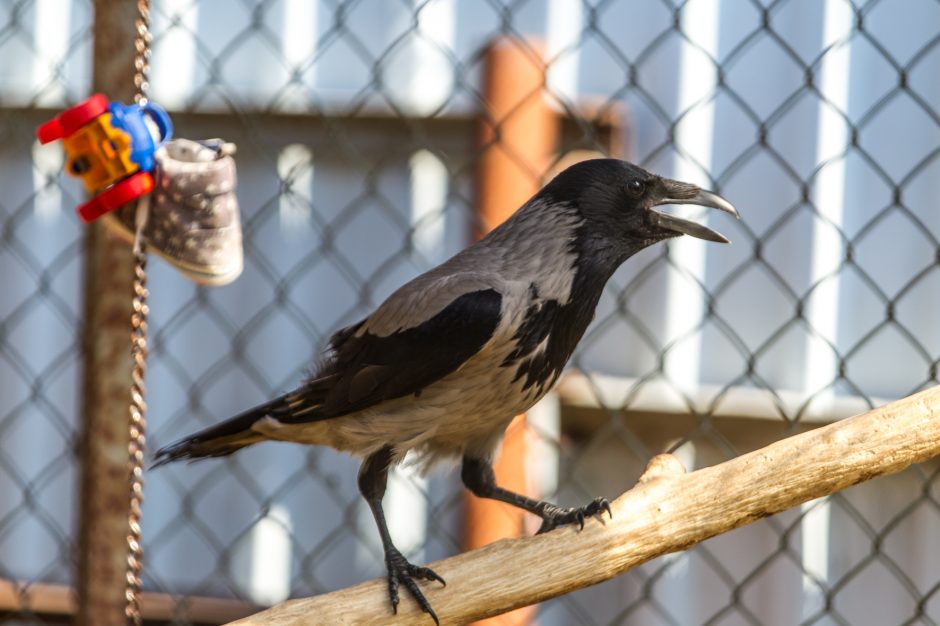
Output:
[37,93,109,144]
[77,171,153,223]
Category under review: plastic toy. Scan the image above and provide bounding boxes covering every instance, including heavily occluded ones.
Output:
[37,93,173,222]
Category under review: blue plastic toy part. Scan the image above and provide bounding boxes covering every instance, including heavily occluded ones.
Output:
[107,100,174,172]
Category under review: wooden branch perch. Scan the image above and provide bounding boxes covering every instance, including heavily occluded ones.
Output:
[228,386,940,626]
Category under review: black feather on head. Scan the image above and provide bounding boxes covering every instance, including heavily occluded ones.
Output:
[541,158,737,251]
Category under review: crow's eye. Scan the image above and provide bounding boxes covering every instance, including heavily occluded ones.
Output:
[627,179,645,194]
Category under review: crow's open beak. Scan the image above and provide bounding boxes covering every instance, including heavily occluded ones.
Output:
[650,179,739,243]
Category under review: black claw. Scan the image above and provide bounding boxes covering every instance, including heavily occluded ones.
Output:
[536,496,612,534]
[418,566,447,587]
[384,549,445,624]
[388,572,400,613]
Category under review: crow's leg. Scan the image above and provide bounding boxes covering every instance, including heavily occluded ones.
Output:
[461,455,612,534]
[359,446,445,624]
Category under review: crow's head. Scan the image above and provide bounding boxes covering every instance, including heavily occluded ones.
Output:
[543,158,738,247]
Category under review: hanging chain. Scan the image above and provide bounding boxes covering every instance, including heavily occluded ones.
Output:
[132,0,151,106]
[126,2,151,624]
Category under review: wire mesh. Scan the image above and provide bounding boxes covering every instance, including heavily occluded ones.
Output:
[3,0,940,624]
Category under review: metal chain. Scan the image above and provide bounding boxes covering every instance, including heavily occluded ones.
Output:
[126,1,151,624]
[133,0,151,106]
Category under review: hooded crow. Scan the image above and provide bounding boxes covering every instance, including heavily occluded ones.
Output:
[154,158,738,623]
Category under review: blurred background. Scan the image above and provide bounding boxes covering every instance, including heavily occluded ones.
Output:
[4,0,940,624]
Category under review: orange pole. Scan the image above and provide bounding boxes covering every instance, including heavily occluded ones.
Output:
[466,36,559,626]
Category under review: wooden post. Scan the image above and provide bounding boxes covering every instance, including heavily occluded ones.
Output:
[469,36,559,626]
[76,2,141,624]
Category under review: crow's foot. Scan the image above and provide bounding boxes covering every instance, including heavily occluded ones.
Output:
[384,548,446,625]
[536,497,612,534]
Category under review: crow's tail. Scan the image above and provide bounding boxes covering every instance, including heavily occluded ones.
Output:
[152,394,291,468]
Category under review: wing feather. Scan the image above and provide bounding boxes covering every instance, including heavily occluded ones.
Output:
[280,287,503,422]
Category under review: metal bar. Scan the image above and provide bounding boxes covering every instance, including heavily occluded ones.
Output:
[0,578,258,625]
[1,106,619,158]
[76,2,143,625]
[554,371,892,427]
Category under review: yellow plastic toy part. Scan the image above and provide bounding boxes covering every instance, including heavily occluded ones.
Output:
[62,112,137,194]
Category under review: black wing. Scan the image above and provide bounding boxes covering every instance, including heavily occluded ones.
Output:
[280,288,503,422]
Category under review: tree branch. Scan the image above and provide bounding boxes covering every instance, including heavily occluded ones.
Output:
[228,386,940,626]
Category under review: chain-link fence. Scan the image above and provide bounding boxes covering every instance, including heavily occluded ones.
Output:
[4,0,940,624]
